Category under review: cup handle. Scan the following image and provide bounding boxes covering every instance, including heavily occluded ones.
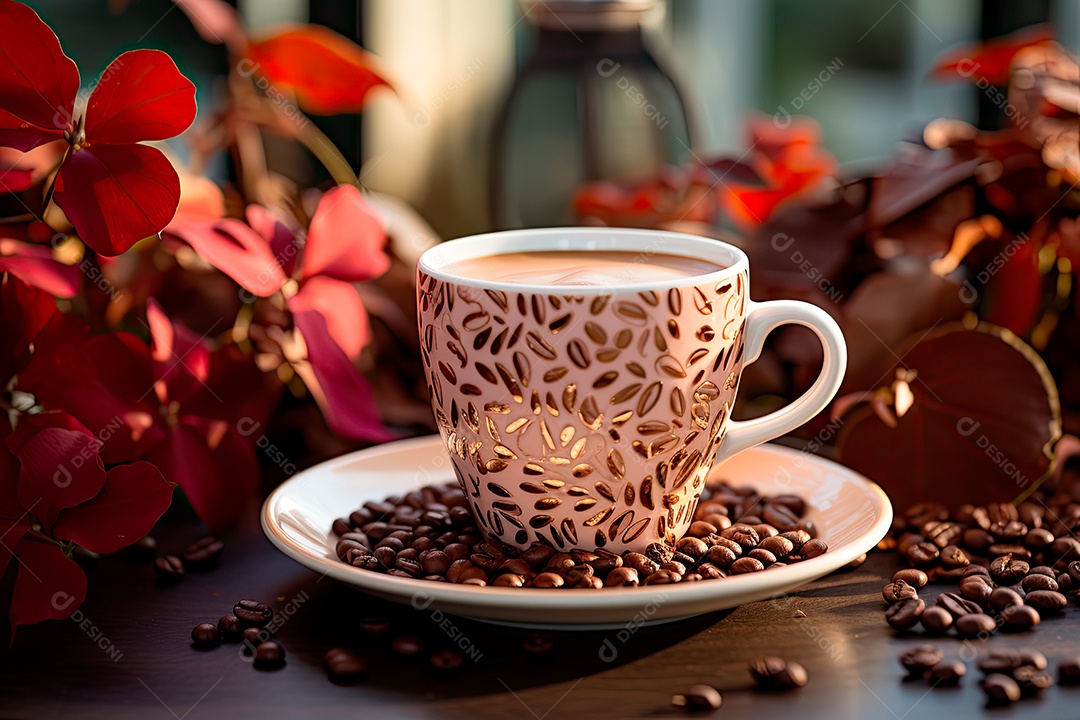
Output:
[714,299,847,462]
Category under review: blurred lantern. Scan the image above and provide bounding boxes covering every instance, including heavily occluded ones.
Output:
[491,0,694,228]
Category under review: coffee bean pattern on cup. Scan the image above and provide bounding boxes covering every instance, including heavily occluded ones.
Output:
[331,480,825,587]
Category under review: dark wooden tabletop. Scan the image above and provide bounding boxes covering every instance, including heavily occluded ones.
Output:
[3,499,1080,720]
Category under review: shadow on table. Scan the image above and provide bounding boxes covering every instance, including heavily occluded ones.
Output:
[271,573,730,697]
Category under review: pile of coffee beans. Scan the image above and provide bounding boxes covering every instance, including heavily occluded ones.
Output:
[898,644,1065,705]
[188,598,285,670]
[882,501,1080,638]
[332,481,826,588]
[154,536,225,584]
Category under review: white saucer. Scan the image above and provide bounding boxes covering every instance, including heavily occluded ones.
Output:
[262,435,892,630]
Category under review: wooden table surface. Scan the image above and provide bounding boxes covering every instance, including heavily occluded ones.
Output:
[4,500,1080,720]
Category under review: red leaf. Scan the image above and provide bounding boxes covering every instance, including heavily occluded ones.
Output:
[146,419,258,530]
[303,185,389,283]
[170,0,247,54]
[980,234,1044,336]
[0,421,22,519]
[52,461,173,554]
[53,143,181,256]
[0,240,79,297]
[165,218,286,296]
[10,537,86,631]
[289,276,369,359]
[84,50,196,144]
[7,423,107,530]
[245,25,391,115]
[0,0,78,151]
[932,24,1053,85]
[292,307,392,442]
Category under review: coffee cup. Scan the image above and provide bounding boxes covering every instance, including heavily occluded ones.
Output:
[417,227,846,553]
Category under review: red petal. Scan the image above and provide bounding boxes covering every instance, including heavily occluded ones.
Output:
[147,299,209,405]
[18,317,163,464]
[53,143,181,256]
[0,240,79,297]
[246,205,299,278]
[292,307,392,442]
[52,461,173,554]
[84,50,196,144]
[933,24,1052,85]
[303,185,389,283]
[7,422,107,530]
[171,0,248,54]
[289,276,368,359]
[0,274,57,385]
[0,519,26,577]
[10,537,86,631]
[165,218,286,296]
[0,0,78,151]
[176,343,282,428]
[244,25,391,115]
[0,420,22,520]
[0,161,33,193]
[147,420,258,530]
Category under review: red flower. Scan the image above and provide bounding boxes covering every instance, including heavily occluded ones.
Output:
[0,0,197,256]
[18,303,277,530]
[0,411,173,633]
[167,186,393,441]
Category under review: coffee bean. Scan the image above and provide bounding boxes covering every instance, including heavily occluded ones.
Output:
[1013,665,1054,696]
[644,542,675,565]
[885,597,925,630]
[671,684,722,710]
[990,554,1029,585]
[182,537,224,571]
[924,521,963,548]
[723,525,760,551]
[254,640,286,670]
[988,587,1024,613]
[324,647,367,683]
[217,615,241,641]
[899,645,943,676]
[605,567,639,586]
[882,580,917,604]
[928,660,966,685]
[983,673,1021,705]
[954,613,996,638]
[1017,648,1049,671]
[1024,528,1054,548]
[359,616,391,636]
[939,544,970,567]
[961,528,995,553]
[624,552,660,576]
[959,575,993,605]
[906,541,940,565]
[749,656,808,690]
[729,557,765,575]
[1021,573,1058,592]
[936,592,982,618]
[762,503,800,531]
[1024,589,1067,614]
[799,539,828,559]
[429,649,464,673]
[919,606,953,635]
[686,521,717,538]
[989,544,1031,561]
[532,572,564,588]
[419,549,450,575]
[891,569,928,589]
[191,623,220,648]
[906,503,948,529]
[241,627,264,653]
[1000,604,1041,632]
[1059,658,1080,685]
[759,535,794,559]
[748,548,776,566]
[234,599,273,627]
[962,564,991,579]
[154,554,185,584]
[391,635,425,656]
[645,569,682,585]
[675,536,708,559]
[704,544,738,568]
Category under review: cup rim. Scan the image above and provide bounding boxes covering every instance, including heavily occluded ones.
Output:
[417,227,749,295]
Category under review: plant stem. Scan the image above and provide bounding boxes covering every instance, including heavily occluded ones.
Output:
[294,121,360,187]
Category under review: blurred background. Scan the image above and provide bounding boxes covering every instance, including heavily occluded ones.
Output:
[34,0,1078,238]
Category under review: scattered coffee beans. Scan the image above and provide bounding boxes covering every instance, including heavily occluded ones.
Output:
[154,554,185,584]
[182,537,224,571]
[234,599,274,627]
[983,673,1021,705]
[749,656,808,690]
[331,481,825,589]
[928,660,965,685]
[899,645,944,676]
[217,615,242,641]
